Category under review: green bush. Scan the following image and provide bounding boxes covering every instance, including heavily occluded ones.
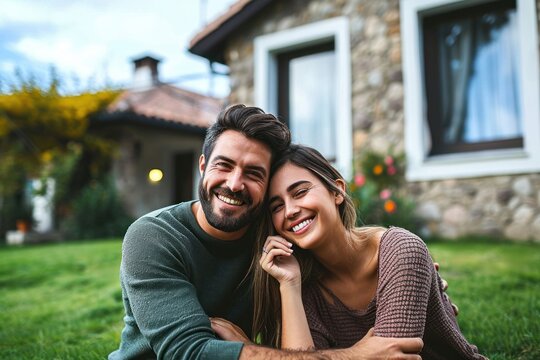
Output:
[61,176,133,240]
[349,151,420,231]
[0,195,31,237]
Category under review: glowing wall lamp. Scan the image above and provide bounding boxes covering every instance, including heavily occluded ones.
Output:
[148,168,164,183]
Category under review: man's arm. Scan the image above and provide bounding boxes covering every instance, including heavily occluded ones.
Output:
[240,329,422,360]
[211,318,422,360]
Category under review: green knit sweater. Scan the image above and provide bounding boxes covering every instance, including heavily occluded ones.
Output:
[109,201,253,360]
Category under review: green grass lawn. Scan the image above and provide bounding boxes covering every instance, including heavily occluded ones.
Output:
[0,240,124,360]
[428,241,540,360]
[0,239,538,359]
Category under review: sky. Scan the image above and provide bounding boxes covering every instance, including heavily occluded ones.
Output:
[0,0,236,97]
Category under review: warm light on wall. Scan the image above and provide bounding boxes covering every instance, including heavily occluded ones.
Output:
[148,168,164,183]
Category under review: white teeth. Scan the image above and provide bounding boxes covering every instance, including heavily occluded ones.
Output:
[292,219,313,232]
[217,194,243,206]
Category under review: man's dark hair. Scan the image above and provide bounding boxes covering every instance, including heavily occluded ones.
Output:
[202,104,291,164]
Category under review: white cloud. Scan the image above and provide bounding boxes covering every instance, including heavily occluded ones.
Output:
[12,37,107,78]
[0,61,16,73]
[1,0,236,95]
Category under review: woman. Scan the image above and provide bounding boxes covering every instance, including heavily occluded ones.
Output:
[251,144,487,359]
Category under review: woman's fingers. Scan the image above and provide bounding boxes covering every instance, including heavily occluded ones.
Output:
[441,279,448,292]
[451,303,459,316]
[210,317,252,344]
[260,247,293,268]
[260,237,293,263]
[262,236,293,254]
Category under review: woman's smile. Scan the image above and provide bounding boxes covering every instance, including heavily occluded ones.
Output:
[290,217,314,234]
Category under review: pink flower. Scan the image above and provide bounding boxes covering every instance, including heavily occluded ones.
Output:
[354,174,366,187]
[384,156,394,166]
[387,166,396,176]
[380,189,392,200]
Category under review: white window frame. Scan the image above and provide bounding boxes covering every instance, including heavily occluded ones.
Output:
[401,0,540,181]
[255,17,352,180]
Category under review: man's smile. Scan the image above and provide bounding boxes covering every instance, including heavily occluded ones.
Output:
[217,194,244,206]
[212,186,252,208]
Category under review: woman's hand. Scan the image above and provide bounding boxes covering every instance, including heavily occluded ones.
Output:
[210,317,253,344]
[260,236,314,350]
[260,235,301,288]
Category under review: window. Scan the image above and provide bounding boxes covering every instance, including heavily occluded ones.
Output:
[401,0,540,180]
[424,0,522,155]
[277,42,337,161]
[255,17,352,179]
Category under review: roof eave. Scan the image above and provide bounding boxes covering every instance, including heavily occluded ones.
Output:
[92,111,208,136]
[188,0,274,64]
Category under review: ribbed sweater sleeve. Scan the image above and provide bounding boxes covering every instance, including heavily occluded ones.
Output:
[374,228,432,337]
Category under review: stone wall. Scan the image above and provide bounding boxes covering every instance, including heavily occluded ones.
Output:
[223,0,540,241]
[411,175,540,241]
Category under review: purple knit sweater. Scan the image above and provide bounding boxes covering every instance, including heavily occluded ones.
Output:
[302,227,487,359]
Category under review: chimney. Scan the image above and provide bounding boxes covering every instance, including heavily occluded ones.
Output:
[131,55,161,90]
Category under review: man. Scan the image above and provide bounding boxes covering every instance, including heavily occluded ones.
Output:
[109,104,423,359]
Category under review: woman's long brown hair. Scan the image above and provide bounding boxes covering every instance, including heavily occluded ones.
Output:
[250,145,383,347]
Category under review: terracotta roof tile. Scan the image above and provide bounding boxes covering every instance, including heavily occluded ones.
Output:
[107,84,223,129]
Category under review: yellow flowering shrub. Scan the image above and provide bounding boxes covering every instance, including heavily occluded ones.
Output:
[0,82,120,235]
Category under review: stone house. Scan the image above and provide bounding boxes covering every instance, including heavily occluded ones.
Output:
[93,56,223,217]
[188,0,540,241]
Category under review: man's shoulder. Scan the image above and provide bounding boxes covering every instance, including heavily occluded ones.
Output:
[130,201,193,229]
[121,202,201,271]
[124,201,198,247]
[140,203,180,219]
[139,201,195,221]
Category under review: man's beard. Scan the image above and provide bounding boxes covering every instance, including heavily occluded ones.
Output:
[198,179,263,232]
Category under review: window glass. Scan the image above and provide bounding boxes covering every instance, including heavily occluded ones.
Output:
[277,43,336,161]
[289,51,336,160]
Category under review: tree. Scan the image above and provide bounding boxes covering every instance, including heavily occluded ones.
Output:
[0,77,120,235]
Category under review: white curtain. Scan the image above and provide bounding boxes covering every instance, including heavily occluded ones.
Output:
[464,12,521,142]
[439,20,475,143]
